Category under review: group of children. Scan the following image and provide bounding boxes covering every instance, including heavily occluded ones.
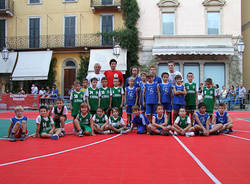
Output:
[8,68,233,141]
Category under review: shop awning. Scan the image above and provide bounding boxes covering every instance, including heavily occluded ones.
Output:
[152,46,235,56]
[0,52,17,73]
[12,51,53,81]
[88,49,127,74]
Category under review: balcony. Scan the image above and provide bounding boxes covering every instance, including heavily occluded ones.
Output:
[91,0,121,13]
[1,33,114,50]
[0,0,14,16]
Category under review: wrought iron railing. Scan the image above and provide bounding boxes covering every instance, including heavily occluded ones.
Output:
[0,33,114,50]
[0,0,14,16]
[91,0,121,7]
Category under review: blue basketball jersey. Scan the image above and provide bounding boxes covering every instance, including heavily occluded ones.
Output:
[154,114,165,125]
[153,75,162,84]
[145,82,158,105]
[173,84,185,105]
[215,111,228,124]
[139,82,146,105]
[126,86,137,106]
[125,76,141,88]
[159,83,172,104]
[132,113,149,125]
[10,116,28,129]
[195,112,209,127]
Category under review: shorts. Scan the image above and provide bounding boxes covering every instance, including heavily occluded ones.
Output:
[140,104,145,112]
[14,128,28,138]
[111,123,122,129]
[173,104,185,111]
[200,124,213,130]
[80,124,92,133]
[40,129,52,136]
[137,124,147,134]
[126,105,133,114]
[186,105,196,111]
[145,104,157,115]
[162,103,172,112]
[54,115,67,128]
[97,123,105,127]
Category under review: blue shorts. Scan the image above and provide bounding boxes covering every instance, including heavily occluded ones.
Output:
[126,105,133,114]
[162,103,172,112]
[173,104,184,110]
[140,104,145,112]
[145,104,157,115]
[137,124,146,134]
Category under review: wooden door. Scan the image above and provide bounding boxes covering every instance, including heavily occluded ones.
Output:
[64,69,76,96]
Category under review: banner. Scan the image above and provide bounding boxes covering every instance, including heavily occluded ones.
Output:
[0,94,40,110]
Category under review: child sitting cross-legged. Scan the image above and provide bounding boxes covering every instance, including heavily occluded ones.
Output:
[106,107,127,134]
[92,107,109,134]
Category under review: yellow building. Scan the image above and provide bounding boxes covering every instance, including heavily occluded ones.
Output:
[242,0,250,90]
[0,0,124,95]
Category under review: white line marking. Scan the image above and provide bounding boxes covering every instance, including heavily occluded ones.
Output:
[172,135,222,184]
[223,134,250,141]
[234,130,250,133]
[0,134,121,167]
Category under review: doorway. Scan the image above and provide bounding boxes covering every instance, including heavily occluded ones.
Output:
[63,59,77,96]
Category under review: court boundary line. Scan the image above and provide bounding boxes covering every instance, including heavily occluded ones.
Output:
[0,134,121,167]
[173,135,222,184]
[223,134,250,141]
[234,130,250,133]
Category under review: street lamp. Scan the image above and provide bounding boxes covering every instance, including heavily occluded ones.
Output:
[237,39,245,54]
[113,43,120,58]
[1,47,9,62]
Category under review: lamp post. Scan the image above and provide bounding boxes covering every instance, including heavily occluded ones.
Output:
[113,43,120,58]
[237,39,245,83]
[1,47,9,62]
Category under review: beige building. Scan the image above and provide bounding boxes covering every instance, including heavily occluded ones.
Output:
[0,0,125,95]
[137,0,242,89]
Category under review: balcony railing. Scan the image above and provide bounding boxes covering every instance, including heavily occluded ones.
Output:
[0,0,14,16]
[0,34,114,50]
[91,0,121,12]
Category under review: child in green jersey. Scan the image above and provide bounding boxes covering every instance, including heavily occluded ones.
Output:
[111,78,124,116]
[203,78,216,116]
[86,78,99,115]
[93,107,109,134]
[107,107,126,134]
[35,105,61,140]
[173,108,194,136]
[74,103,95,136]
[70,81,85,119]
[99,77,111,116]
[185,72,197,123]
[50,98,68,136]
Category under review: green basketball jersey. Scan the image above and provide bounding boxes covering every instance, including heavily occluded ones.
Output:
[185,82,196,106]
[54,105,64,116]
[111,87,122,108]
[99,87,111,110]
[203,87,215,113]
[110,116,122,124]
[87,87,99,112]
[94,114,107,125]
[177,115,189,129]
[78,112,91,126]
[39,116,51,134]
[71,91,85,117]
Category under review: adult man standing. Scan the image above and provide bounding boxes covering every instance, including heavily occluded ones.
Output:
[239,84,246,109]
[125,66,141,88]
[86,63,105,88]
[167,61,182,85]
[104,59,124,88]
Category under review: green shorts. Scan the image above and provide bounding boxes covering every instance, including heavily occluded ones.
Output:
[186,105,196,111]
[97,123,105,128]
[80,124,92,133]
[40,129,52,136]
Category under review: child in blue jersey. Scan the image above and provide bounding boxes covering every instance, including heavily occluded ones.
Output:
[172,75,186,122]
[139,72,147,113]
[143,73,160,122]
[190,102,222,136]
[148,105,171,135]
[8,106,28,142]
[212,103,233,134]
[149,65,162,84]
[129,105,149,134]
[158,72,172,124]
[125,77,138,127]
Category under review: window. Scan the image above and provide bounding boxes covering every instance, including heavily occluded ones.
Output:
[29,17,40,48]
[204,63,225,88]
[66,60,76,67]
[157,63,180,77]
[207,12,220,35]
[64,16,76,47]
[101,15,113,46]
[102,0,113,5]
[0,0,6,9]
[162,13,174,35]
[184,64,200,88]
[0,19,6,49]
[29,0,41,4]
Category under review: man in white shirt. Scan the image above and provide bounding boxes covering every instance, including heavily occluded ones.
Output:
[31,84,38,94]
[167,61,182,85]
[239,84,246,109]
[86,63,105,88]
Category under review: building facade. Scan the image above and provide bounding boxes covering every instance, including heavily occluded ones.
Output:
[137,0,242,88]
[0,0,124,95]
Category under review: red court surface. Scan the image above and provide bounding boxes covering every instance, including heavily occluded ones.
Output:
[0,111,250,184]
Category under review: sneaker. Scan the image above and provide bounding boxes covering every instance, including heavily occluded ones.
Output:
[185,132,195,137]
[51,134,59,140]
[174,131,178,136]
[161,130,169,136]
[229,129,233,133]
[78,130,84,137]
[199,131,204,136]
[61,130,66,137]
[223,129,230,134]
[103,130,110,134]
[20,133,26,141]
[126,124,131,129]
[9,133,16,142]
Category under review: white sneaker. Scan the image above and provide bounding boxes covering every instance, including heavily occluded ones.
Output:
[174,131,178,136]
[120,130,129,134]
[185,132,195,137]
[78,130,83,137]
[103,130,110,134]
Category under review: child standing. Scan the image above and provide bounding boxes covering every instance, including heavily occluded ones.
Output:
[125,77,138,127]
[148,105,171,135]
[212,102,233,133]
[80,78,89,93]
[172,75,186,122]
[107,107,126,134]
[158,72,172,124]
[185,72,197,123]
[35,106,61,140]
[85,78,99,115]
[138,72,147,113]
[99,77,111,116]
[74,103,95,136]
[92,107,109,134]
[51,98,68,136]
[111,78,124,116]
[8,106,28,142]
[203,78,216,116]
